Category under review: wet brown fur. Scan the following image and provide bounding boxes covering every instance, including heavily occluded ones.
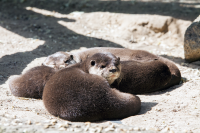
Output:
[43,53,141,122]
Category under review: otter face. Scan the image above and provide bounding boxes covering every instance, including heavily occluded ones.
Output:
[42,52,77,69]
[88,53,121,85]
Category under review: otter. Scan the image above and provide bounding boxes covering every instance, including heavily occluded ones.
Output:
[9,53,77,99]
[9,66,56,99]
[43,53,141,122]
[43,47,180,93]
[112,59,171,94]
[8,52,120,99]
[42,51,76,69]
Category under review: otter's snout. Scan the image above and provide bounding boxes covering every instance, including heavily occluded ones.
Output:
[109,69,117,73]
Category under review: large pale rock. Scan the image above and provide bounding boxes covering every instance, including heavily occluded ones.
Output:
[184,15,200,62]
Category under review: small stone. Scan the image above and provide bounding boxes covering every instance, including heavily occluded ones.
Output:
[109,124,115,128]
[18,123,23,126]
[12,115,16,119]
[115,128,124,132]
[23,129,28,133]
[104,127,115,132]
[182,129,188,133]
[161,127,170,132]
[44,124,51,129]
[11,122,17,126]
[64,121,71,125]
[169,130,175,133]
[51,119,57,124]
[13,119,21,123]
[89,128,97,132]
[146,127,158,131]
[67,128,74,132]
[27,120,31,125]
[128,127,133,131]
[73,124,81,128]
[85,122,91,125]
[74,128,83,132]
[165,92,170,95]
[96,127,103,133]
[35,122,42,125]
[57,123,69,128]
[140,127,145,131]
[133,127,140,131]
[84,125,90,131]
[59,127,66,131]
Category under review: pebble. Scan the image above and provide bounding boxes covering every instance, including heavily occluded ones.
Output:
[89,127,97,132]
[44,124,51,129]
[165,92,170,95]
[84,125,90,131]
[161,127,169,132]
[140,127,145,131]
[134,127,140,131]
[104,127,115,132]
[72,124,81,128]
[51,119,57,124]
[11,122,17,126]
[18,123,23,126]
[27,120,31,125]
[0,114,188,133]
[59,127,66,131]
[67,128,74,132]
[169,130,175,133]
[12,119,21,123]
[96,127,103,133]
[74,128,83,132]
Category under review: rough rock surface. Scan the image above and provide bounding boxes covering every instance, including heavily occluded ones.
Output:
[184,15,200,62]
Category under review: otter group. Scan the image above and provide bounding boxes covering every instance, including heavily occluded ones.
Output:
[9,47,181,122]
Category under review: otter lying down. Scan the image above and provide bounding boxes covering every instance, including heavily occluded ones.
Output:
[43,47,181,94]
[8,48,180,122]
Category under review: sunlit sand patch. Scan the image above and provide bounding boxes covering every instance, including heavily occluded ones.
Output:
[0,26,45,57]
[26,7,69,18]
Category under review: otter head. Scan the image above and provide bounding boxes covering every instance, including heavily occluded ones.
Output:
[42,51,77,69]
[88,53,121,85]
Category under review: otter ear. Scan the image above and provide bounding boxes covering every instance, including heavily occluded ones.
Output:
[70,55,73,60]
[117,57,120,62]
[91,60,95,66]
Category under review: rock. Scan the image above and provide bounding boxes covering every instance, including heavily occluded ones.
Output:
[148,16,173,33]
[184,15,200,62]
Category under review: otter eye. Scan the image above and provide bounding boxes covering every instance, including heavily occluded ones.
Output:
[70,55,73,60]
[101,65,106,68]
[91,61,95,66]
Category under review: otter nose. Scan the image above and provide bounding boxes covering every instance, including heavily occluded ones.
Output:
[109,69,117,73]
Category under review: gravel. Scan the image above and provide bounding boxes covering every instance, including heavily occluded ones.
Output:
[0,115,160,133]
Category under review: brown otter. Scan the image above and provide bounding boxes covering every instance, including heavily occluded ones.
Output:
[43,53,141,122]
[9,66,56,99]
[42,51,76,69]
[112,59,171,94]
[43,47,180,93]
[8,52,120,99]
[9,52,78,99]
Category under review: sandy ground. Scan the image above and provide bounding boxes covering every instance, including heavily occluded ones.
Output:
[0,0,200,132]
